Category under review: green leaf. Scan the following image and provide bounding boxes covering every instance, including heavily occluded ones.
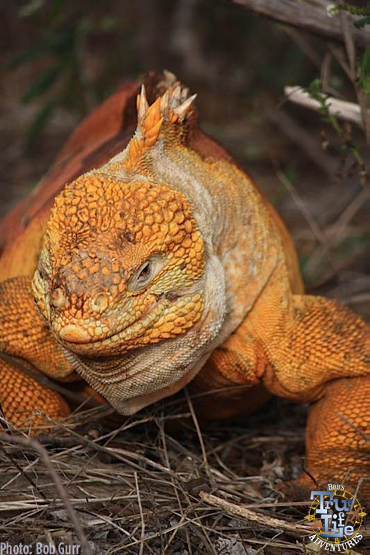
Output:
[328,3,370,17]
[306,78,322,97]
[100,15,119,32]
[21,63,63,104]
[25,100,56,146]
[359,47,370,96]
[8,46,48,69]
[327,2,370,28]
[45,29,75,53]
[78,16,93,35]
[353,16,370,29]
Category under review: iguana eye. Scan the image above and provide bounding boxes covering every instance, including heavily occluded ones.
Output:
[127,255,165,292]
[37,264,48,282]
[138,262,151,280]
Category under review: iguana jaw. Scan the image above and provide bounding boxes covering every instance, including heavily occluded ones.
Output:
[33,256,206,355]
[56,293,169,347]
[54,289,204,356]
[62,253,227,415]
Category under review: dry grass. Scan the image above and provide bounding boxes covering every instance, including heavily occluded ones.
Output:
[0,393,331,555]
[1,390,368,554]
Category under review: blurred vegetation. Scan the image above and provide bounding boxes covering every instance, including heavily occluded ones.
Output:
[8,0,140,144]
[5,0,318,145]
[328,2,370,96]
[305,78,367,185]
[304,2,370,192]
[328,2,370,27]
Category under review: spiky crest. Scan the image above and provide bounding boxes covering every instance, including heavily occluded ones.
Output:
[114,76,197,174]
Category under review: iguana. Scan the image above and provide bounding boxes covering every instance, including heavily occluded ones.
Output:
[0,72,369,499]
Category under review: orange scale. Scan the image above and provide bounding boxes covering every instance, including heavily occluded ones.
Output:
[183,220,193,233]
[164,211,174,223]
[83,258,93,268]
[151,212,163,224]
[157,199,167,209]
[168,221,179,235]
[182,237,192,249]
[174,212,185,224]
[66,206,77,216]
[173,232,185,244]
[142,226,152,239]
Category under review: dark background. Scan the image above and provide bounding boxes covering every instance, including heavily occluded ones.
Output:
[1,0,370,314]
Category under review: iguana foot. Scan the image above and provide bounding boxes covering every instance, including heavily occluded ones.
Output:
[0,276,75,429]
[0,357,70,430]
[279,376,370,503]
[276,474,315,501]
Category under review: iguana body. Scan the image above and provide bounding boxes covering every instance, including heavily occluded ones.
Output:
[0,73,369,498]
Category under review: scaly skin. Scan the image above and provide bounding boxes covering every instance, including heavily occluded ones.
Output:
[0,72,369,500]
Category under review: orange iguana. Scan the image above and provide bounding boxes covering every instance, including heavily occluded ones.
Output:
[0,72,369,498]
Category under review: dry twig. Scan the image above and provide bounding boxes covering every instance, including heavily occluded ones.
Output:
[230,0,370,48]
[199,491,309,535]
[284,86,363,128]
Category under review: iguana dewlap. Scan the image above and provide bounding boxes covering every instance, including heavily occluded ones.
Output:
[0,72,369,498]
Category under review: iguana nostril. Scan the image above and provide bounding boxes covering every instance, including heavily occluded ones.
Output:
[51,287,66,308]
[90,293,109,313]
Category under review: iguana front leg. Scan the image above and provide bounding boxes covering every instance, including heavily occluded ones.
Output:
[251,271,369,496]
[198,268,370,497]
[0,276,74,428]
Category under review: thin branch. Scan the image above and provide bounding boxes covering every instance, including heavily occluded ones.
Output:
[184,388,212,479]
[341,13,357,81]
[285,86,363,128]
[230,0,370,48]
[134,472,145,555]
[275,169,325,244]
[200,491,309,535]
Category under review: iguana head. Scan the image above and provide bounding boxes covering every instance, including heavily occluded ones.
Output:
[33,176,205,355]
[31,76,227,414]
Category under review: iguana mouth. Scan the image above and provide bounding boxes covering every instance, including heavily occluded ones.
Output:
[56,295,169,353]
